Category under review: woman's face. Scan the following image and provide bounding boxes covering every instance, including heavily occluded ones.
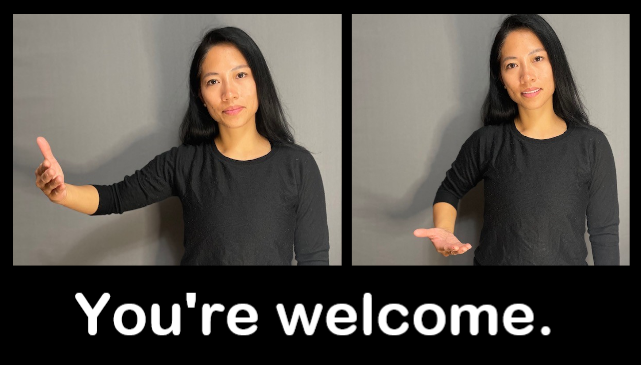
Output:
[200,43,259,132]
[500,29,555,113]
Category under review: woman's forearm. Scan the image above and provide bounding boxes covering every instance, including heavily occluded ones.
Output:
[433,202,457,233]
[58,184,99,215]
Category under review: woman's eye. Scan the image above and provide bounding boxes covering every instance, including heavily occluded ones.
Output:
[506,63,516,70]
[206,79,219,85]
[237,72,248,79]
[534,55,544,62]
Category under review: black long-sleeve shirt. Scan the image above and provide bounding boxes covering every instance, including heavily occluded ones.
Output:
[434,122,619,265]
[91,141,330,265]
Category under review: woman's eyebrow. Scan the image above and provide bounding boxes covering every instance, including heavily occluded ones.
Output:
[202,64,250,79]
[501,48,546,64]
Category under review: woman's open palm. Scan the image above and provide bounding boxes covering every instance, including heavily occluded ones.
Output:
[414,228,472,257]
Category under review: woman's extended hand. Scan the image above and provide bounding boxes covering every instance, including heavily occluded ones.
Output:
[35,136,67,204]
[414,228,472,257]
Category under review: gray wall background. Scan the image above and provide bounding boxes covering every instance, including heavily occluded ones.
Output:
[352,14,629,265]
[13,14,342,265]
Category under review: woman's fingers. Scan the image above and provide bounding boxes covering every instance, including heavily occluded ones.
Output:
[447,243,473,256]
[35,137,65,199]
[448,246,463,256]
[37,137,56,161]
[37,164,59,188]
[41,166,54,185]
[42,175,66,201]
[46,175,63,191]
[35,159,49,178]
[50,177,66,196]
[413,228,437,238]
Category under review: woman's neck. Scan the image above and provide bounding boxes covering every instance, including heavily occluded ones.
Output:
[514,108,567,140]
[215,128,271,161]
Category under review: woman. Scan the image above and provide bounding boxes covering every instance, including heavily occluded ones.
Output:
[414,14,619,265]
[35,26,330,265]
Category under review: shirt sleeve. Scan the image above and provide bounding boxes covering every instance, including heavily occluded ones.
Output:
[294,152,330,265]
[91,147,178,215]
[433,129,486,210]
[586,132,620,265]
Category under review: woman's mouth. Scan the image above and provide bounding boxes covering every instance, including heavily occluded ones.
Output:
[223,106,244,115]
[521,88,541,98]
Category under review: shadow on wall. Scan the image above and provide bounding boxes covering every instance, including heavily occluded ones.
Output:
[352,14,493,265]
[11,16,206,265]
[36,199,184,265]
[352,112,484,266]
[13,132,185,265]
[388,119,485,267]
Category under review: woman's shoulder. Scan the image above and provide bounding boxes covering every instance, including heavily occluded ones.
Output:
[273,142,315,159]
[155,142,211,166]
[272,142,322,172]
[465,123,509,143]
[173,141,211,155]
[571,123,608,137]
[569,124,612,147]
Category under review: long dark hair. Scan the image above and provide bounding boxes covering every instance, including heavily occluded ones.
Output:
[179,26,298,146]
[481,14,595,130]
